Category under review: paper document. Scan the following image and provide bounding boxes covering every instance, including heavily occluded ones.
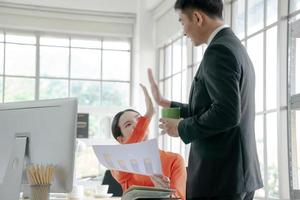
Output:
[93,139,162,176]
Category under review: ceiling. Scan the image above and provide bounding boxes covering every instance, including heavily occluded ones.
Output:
[0,0,164,13]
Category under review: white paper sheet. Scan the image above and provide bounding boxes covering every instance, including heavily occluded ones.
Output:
[93,139,162,176]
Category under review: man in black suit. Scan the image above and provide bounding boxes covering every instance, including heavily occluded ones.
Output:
[147,0,263,199]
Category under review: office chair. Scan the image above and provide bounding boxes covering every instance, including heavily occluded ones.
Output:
[102,170,123,196]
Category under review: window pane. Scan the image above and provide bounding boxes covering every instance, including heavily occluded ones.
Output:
[102,82,129,107]
[182,70,188,103]
[75,145,101,179]
[291,110,300,189]
[5,44,36,76]
[193,64,199,77]
[71,38,101,49]
[103,38,130,51]
[102,50,130,81]
[4,77,35,102]
[295,38,300,95]
[267,0,278,25]
[71,48,101,79]
[0,32,3,42]
[266,112,279,198]
[182,37,187,69]
[255,114,265,197]
[164,78,171,100]
[40,46,69,78]
[159,49,164,80]
[89,115,111,139]
[39,79,68,100]
[172,74,181,102]
[266,27,277,110]
[0,76,2,102]
[0,43,3,74]
[159,82,164,98]
[71,80,100,106]
[172,39,182,74]
[165,45,172,78]
[247,34,264,112]
[193,46,203,63]
[171,138,181,154]
[232,0,246,39]
[6,33,36,45]
[248,0,264,35]
[290,0,300,13]
[40,36,69,46]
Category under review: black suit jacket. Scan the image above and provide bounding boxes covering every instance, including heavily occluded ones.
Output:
[171,28,263,198]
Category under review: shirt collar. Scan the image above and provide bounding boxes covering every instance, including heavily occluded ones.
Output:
[207,24,229,46]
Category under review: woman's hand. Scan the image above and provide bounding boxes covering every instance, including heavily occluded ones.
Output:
[150,175,170,189]
[140,84,154,118]
[147,68,171,108]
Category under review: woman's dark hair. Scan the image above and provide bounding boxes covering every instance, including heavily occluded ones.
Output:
[111,109,140,140]
[174,0,223,19]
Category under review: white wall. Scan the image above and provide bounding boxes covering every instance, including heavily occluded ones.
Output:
[153,0,181,48]
[0,0,138,13]
[0,1,136,37]
[131,0,156,137]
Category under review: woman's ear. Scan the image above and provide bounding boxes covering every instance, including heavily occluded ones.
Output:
[117,136,125,144]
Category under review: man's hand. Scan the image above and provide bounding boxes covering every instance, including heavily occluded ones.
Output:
[140,84,154,118]
[150,175,170,188]
[147,68,171,108]
[159,118,183,137]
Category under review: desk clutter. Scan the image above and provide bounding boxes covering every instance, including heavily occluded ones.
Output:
[26,164,55,200]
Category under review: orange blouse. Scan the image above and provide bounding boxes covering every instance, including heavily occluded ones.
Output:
[111,116,186,200]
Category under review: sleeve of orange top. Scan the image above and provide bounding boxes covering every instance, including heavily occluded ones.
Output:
[125,116,151,144]
[169,155,187,200]
[110,170,131,191]
[110,116,151,192]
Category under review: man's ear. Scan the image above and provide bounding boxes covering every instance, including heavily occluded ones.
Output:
[193,11,203,26]
[117,136,125,144]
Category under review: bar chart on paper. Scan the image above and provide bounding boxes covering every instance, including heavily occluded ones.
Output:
[93,139,162,176]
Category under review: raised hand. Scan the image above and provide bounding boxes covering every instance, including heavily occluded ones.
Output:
[147,68,171,108]
[140,84,154,118]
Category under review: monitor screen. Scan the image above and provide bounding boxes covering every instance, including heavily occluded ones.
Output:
[0,98,77,194]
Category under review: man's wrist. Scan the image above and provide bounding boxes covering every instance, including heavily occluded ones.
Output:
[160,99,171,108]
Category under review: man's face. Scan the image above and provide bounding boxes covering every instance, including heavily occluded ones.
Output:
[178,10,205,46]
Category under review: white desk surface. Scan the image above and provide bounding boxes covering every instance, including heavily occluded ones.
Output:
[23,197,121,200]
[25,198,121,200]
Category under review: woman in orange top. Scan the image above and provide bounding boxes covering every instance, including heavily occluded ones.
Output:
[110,84,186,200]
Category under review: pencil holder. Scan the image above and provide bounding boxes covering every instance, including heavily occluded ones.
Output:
[26,164,55,200]
[30,184,51,200]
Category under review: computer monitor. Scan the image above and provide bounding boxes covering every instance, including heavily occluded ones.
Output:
[0,98,77,199]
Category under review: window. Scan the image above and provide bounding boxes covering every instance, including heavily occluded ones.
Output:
[158,36,202,162]
[0,30,132,181]
[289,13,300,199]
[231,0,281,199]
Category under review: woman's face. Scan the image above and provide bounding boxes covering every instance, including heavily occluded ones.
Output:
[117,111,140,143]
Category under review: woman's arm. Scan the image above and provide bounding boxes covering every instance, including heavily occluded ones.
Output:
[169,154,187,200]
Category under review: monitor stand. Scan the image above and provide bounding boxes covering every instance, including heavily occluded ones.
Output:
[0,135,28,200]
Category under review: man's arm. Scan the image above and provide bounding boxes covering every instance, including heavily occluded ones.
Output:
[170,101,189,118]
[179,45,241,144]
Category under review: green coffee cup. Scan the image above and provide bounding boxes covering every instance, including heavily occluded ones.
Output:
[161,107,180,119]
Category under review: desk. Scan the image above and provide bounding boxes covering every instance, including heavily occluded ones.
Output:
[23,197,121,200]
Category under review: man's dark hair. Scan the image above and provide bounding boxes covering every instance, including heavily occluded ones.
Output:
[111,109,140,140]
[174,0,223,19]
